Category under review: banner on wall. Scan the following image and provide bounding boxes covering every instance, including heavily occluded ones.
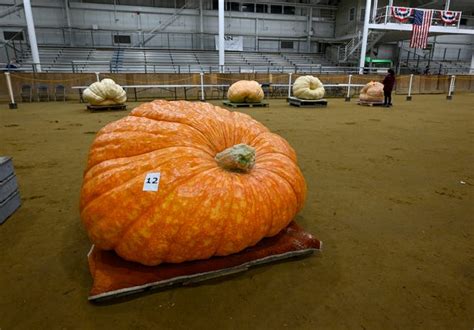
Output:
[215,35,243,51]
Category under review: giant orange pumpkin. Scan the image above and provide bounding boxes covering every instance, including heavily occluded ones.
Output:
[80,100,306,266]
[227,80,264,103]
[359,81,384,103]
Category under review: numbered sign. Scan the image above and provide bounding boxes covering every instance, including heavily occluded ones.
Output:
[143,172,161,192]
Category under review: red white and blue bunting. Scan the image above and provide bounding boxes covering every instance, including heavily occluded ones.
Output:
[392,7,413,22]
[440,11,459,24]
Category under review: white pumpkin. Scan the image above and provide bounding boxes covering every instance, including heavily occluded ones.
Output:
[292,76,325,100]
[359,81,384,103]
[227,80,264,103]
[83,78,127,105]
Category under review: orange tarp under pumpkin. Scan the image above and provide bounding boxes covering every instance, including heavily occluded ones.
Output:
[87,222,321,301]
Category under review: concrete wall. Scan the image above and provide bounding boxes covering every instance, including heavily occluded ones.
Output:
[0,0,335,52]
[1,0,471,67]
[334,0,414,38]
[334,0,365,38]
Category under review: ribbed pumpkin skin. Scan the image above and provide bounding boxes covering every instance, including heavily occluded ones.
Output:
[80,100,306,266]
[83,78,127,105]
[359,81,384,102]
[292,76,325,100]
[227,80,264,103]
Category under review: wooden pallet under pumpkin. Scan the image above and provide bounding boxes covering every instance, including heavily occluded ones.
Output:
[87,104,127,112]
[87,222,321,302]
[222,100,268,108]
[357,100,385,107]
[287,97,328,108]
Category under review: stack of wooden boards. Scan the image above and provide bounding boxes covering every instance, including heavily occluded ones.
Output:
[223,100,268,108]
[288,97,328,108]
[87,104,127,112]
[0,157,21,224]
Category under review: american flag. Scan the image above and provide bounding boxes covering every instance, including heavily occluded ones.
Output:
[410,9,433,48]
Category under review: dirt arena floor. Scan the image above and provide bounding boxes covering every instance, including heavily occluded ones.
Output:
[1,94,473,329]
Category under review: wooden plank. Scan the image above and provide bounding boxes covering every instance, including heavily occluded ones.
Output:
[357,100,385,107]
[288,97,328,108]
[223,100,268,108]
[87,104,127,112]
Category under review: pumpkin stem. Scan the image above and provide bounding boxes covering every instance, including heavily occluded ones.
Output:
[215,144,256,173]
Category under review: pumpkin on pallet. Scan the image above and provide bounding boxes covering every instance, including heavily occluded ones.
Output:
[80,100,306,266]
[292,75,325,100]
[83,78,127,106]
[227,80,264,103]
[359,81,384,103]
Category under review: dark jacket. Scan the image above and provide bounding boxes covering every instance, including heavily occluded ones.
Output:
[382,74,395,92]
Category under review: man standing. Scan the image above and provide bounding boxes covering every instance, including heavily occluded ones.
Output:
[382,69,395,107]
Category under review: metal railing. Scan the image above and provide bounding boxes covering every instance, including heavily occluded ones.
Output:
[1,30,31,64]
[139,0,191,47]
[4,71,468,106]
[337,29,386,63]
[338,32,361,62]
[2,60,375,74]
[374,6,462,28]
[3,59,471,75]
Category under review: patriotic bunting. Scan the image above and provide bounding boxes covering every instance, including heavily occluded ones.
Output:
[440,11,460,24]
[392,7,414,22]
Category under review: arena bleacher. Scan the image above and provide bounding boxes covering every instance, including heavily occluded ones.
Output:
[15,47,335,73]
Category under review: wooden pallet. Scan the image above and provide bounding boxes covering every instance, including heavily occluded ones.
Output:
[358,100,385,107]
[288,97,328,108]
[87,104,127,112]
[223,100,268,108]
[87,222,321,301]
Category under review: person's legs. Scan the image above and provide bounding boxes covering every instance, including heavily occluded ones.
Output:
[388,90,392,106]
[383,90,389,106]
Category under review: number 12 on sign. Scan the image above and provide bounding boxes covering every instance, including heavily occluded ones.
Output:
[143,172,161,192]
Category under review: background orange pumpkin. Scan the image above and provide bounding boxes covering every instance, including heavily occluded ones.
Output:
[359,81,384,102]
[80,100,306,266]
[227,80,264,103]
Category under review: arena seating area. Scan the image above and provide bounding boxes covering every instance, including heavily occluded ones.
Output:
[17,47,334,73]
[13,46,469,75]
[401,59,471,74]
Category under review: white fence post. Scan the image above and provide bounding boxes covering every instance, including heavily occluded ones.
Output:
[345,74,352,101]
[288,72,293,98]
[200,72,205,101]
[447,74,455,100]
[4,72,18,109]
[406,74,413,101]
[95,72,100,82]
